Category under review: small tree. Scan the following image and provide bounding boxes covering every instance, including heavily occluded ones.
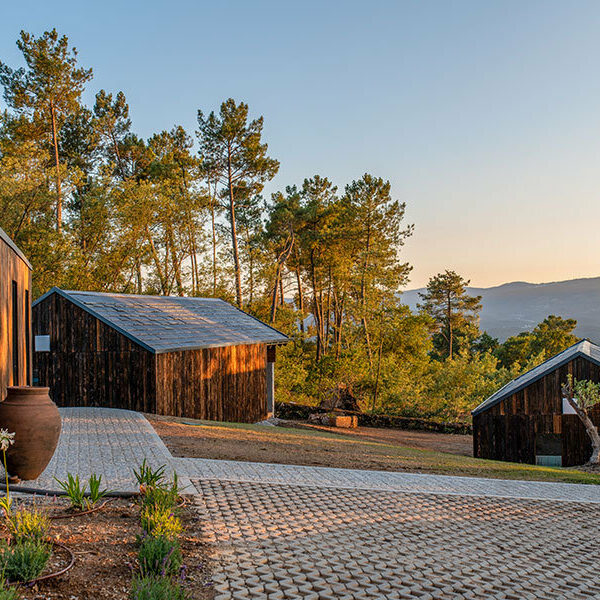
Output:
[561,375,600,465]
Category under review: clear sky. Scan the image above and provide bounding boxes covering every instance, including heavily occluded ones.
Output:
[2,1,600,288]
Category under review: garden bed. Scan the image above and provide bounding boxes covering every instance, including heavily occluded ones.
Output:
[7,498,213,600]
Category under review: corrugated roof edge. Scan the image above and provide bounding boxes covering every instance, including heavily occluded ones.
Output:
[32,288,289,354]
[0,227,33,270]
[471,340,600,416]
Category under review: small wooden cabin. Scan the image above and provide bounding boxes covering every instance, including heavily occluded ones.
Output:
[33,288,288,422]
[0,228,32,400]
[472,340,600,467]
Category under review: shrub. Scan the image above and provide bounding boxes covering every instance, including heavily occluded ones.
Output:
[7,505,50,544]
[138,535,182,577]
[140,506,182,540]
[0,539,51,582]
[0,582,18,600]
[130,575,188,600]
[141,479,179,513]
[134,460,166,490]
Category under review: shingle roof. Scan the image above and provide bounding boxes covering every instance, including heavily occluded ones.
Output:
[0,227,32,270]
[34,288,288,354]
[472,339,600,416]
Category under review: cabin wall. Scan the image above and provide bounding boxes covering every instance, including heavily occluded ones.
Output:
[473,356,600,466]
[33,294,156,413]
[155,343,268,423]
[0,238,31,400]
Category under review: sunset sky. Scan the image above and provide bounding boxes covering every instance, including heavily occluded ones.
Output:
[2,1,599,288]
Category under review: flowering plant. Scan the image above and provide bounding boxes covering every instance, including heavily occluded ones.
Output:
[0,429,16,516]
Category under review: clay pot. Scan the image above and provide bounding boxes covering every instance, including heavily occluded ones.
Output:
[0,387,61,480]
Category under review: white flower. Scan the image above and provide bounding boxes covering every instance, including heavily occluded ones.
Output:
[0,430,15,452]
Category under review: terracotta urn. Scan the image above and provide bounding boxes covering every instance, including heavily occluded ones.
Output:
[0,387,61,480]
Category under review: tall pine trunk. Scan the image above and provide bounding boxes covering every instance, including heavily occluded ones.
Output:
[50,100,62,233]
[227,145,243,307]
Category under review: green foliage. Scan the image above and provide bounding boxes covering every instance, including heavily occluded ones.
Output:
[140,506,182,540]
[7,506,50,544]
[496,315,578,369]
[134,461,166,489]
[418,270,482,360]
[138,535,182,578]
[54,473,87,511]
[130,575,188,600]
[141,479,179,513]
[0,583,18,600]
[54,473,107,510]
[0,539,51,582]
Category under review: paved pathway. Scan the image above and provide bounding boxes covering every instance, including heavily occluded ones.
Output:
[194,478,600,600]
[2,407,193,494]
[175,456,600,503]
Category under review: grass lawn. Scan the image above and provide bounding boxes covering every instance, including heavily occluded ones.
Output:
[148,415,600,485]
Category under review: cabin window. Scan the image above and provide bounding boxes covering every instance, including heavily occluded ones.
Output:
[562,397,577,415]
[11,281,18,385]
[535,433,562,467]
[35,335,51,352]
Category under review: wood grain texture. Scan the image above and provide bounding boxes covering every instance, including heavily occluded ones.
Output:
[473,356,600,466]
[0,236,31,400]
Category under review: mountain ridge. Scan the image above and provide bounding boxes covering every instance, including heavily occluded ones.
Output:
[400,276,600,343]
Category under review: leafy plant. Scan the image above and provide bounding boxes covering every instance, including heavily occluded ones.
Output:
[138,535,182,578]
[134,460,166,490]
[54,473,87,511]
[130,575,188,600]
[140,506,182,540]
[7,505,50,544]
[88,473,108,505]
[0,581,18,600]
[54,473,108,511]
[0,539,51,582]
[141,477,180,513]
[0,430,15,517]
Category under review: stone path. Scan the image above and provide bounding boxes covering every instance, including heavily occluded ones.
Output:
[175,456,600,503]
[194,479,600,600]
[3,407,193,494]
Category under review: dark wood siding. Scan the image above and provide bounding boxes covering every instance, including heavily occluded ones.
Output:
[0,237,31,399]
[155,344,267,423]
[33,293,156,413]
[473,356,600,466]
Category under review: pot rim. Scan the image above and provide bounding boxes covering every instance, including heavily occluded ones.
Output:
[6,386,50,394]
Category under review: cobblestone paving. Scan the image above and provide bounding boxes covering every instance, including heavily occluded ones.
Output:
[193,478,600,600]
[2,407,193,493]
[176,457,600,503]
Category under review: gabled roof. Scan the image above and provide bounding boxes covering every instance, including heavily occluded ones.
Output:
[0,227,32,270]
[33,288,288,354]
[472,339,600,416]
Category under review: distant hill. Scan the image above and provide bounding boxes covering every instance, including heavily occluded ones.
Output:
[400,277,600,343]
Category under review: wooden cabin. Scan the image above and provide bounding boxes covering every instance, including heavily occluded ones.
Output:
[472,340,600,467]
[0,228,32,400]
[33,288,288,422]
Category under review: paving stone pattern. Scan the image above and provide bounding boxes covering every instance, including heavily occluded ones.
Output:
[194,478,600,600]
[176,457,600,504]
[2,407,193,494]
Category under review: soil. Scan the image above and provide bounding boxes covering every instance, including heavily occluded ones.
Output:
[6,497,214,600]
[147,414,473,472]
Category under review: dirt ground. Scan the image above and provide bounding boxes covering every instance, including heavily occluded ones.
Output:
[8,497,213,600]
[148,414,475,473]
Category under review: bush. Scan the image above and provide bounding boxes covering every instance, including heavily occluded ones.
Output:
[141,477,179,513]
[140,506,182,540]
[0,583,18,600]
[138,535,182,577]
[0,539,51,582]
[8,505,50,544]
[130,575,188,600]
